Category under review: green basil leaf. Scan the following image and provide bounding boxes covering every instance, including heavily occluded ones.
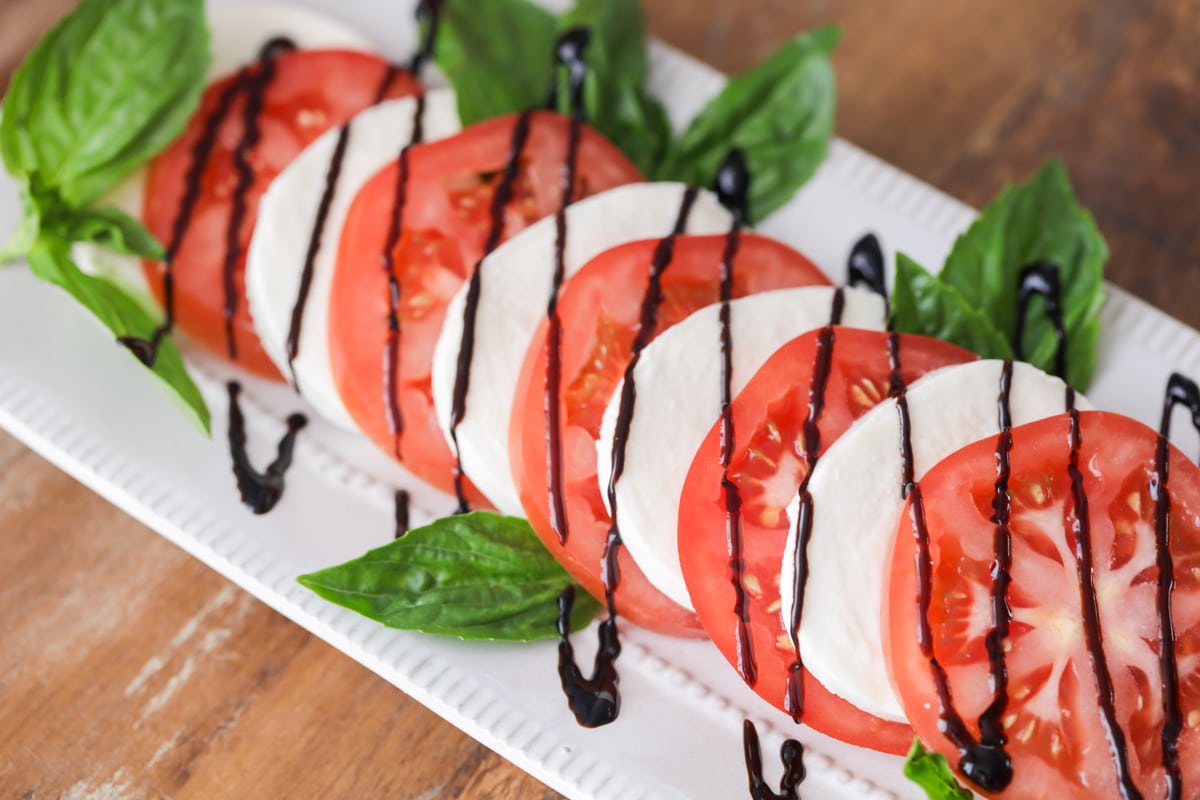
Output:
[298,511,602,641]
[52,205,165,260]
[2,0,210,206]
[26,236,210,435]
[433,0,557,126]
[891,252,1014,360]
[938,159,1107,390]
[654,26,839,223]
[903,740,973,800]
[556,0,671,175]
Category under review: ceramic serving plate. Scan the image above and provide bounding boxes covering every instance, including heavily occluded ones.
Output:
[1,1,1196,798]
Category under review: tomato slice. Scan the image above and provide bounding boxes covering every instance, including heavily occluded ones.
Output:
[885,410,1200,796]
[328,111,641,504]
[509,234,830,636]
[678,329,975,752]
[142,50,420,380]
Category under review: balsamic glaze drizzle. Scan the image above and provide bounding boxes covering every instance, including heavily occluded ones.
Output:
[284,119,353,386]
[543,28,591,545]
[1013,261,1067,380]
[447,110,536,513]
[1152,373,1200,800]
[118,38,296,365]
[394,489,411,539]
[554,186,700,729]
[225,381,306,514]
[223,38,296,361]
[846,233,887,303]
[782,289,844,721]
[713,150,753,684]
[743,720,804,800]
[378,94,430,458]
[283,0,442,387]
[408,0,444,76]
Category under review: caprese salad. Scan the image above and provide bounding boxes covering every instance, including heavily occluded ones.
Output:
[3,0,1194,798]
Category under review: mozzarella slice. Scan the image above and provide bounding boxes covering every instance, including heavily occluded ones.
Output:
[780,359,1091,722]
[597,287,888,611]
[430,183,734,515]
[74,2,378,296]
[245,90,460,429]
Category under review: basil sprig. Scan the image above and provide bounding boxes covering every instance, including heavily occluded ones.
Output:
[903,740,973,800]
[1,0,212,433]
[298,512,602,641]
[432,0,838,222]
[891,159,1107,391]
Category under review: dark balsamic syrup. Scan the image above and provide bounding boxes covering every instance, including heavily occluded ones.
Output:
[1152,373,1200,800]
[118,38,297,366]
[446,110,536,513]
[554,186,700,729]
[284,118,353,386]
[1013,261,1067,380]
[378,94,430,458]
[782,289,844,721]
[743,720,804,800]
[222,38,296,361]
[394,489,411,539]
[225,381,306,514]
[283,0,443,387]
[713,150,753,685]
[846,233,887,302]
[542,28,591,546]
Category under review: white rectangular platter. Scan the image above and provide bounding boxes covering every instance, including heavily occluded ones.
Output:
[2,1,1197,798]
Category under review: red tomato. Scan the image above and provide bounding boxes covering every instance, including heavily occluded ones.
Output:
[328,112,641,504]
[678,329,975,752]
[509,234,831,636]
[885,411,1200,796]
[143,50,419,380]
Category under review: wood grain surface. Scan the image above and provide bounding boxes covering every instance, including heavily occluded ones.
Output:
[3,1,1199,798]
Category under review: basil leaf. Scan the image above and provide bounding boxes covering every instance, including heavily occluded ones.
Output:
[1,0,210,206]
[298,512,602,641]
[654,26,839,223]
[433,0,557,125]
[891,253,1013,360]
[903,740,973,800]
[938,159,1107,389]
[556,0,671,175]
[26,237,210,434]
[53,205,165,260]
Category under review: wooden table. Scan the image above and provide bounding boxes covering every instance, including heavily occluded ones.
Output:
[2,1,1197,797]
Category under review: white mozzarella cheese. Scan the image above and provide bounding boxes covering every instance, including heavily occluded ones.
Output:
[596,287,888,611]
[74,3,378,300]
[780,359,1091,722]
[429,183,734,516]
[245,90,460,429]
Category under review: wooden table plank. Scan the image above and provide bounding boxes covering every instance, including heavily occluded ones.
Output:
[3,1,1199,798]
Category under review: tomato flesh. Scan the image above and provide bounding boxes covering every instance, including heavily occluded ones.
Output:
[329,111,641,502]
[885,410,1200,796]
[510,234,831,636]
[678,329,975,752]
[141,50,419,379]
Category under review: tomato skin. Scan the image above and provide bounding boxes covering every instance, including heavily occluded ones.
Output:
[329,111,641,501]
[509,234,831,637]
[142,50,419,380]
[885,411,1200,797]
[678,329,976,753]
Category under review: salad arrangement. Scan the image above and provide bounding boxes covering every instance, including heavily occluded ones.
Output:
[2,0,1195,798]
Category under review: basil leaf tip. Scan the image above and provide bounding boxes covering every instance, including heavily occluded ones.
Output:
[298,511,602,642]
[903,740,973,800]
